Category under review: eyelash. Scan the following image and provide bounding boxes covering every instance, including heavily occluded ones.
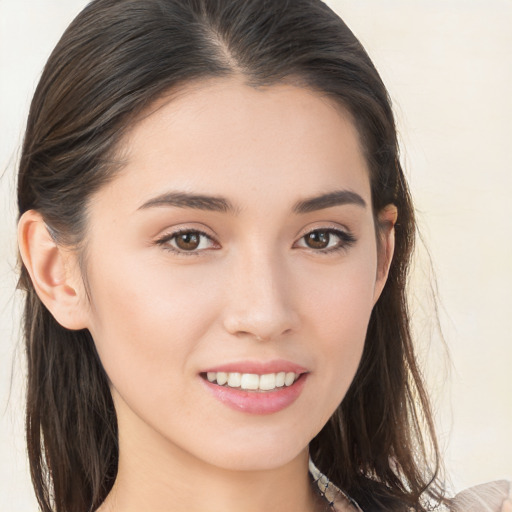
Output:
[294,228,356,253]
[155,227,356,256]
[155,228,218,256]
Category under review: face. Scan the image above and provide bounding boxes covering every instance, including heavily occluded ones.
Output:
[79,78,392,472]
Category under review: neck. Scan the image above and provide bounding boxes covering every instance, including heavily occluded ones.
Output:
[97,410,324,512]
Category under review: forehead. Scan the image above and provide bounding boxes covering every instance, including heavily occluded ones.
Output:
[94,78,371,213]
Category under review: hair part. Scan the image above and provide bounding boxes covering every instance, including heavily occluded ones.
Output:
[18,1,445,511]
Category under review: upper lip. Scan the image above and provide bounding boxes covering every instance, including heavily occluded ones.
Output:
[201,359,308,375]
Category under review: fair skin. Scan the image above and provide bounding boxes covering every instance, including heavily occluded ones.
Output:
[18,79,397,512]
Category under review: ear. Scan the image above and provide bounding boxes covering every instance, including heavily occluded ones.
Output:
[373,204,398,305]
[18,210,89,330]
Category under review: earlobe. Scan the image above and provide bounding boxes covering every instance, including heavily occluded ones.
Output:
[373,204,398,304]
[18,210,88,330]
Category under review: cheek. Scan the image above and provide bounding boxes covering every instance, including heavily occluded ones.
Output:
[84,251,222,401]
[295,243,378,411]
[308,278,373,373]
[299,238,378,336]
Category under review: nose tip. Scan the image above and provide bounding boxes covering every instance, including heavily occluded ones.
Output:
[221,259,299,342]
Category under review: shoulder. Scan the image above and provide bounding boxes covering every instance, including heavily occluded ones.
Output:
[309,458,511,512]
[446,480,511,512]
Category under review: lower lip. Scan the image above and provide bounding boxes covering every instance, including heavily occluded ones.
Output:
[200,374,308,414]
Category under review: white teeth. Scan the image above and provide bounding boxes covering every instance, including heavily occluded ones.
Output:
[227,372,241,387]
[284,372,296,386]
[275,372,286,387]
[205,371,300,391]
[240,373,259,390]
[216,371,228,385]
[259,373,276,390]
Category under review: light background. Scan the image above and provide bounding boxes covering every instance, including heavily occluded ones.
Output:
[1,1,511,510]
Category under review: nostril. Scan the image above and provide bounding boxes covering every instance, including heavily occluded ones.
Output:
[222,302,300,341]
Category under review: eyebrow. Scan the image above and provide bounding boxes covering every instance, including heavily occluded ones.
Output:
[293,190,366,213]
[138,192,237,213]
[137,189,366,214]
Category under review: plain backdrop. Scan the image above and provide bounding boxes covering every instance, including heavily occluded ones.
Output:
[1,1,511,510]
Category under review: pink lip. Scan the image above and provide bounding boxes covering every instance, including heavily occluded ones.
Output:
[201,359,308,375]
[200,374,307,414]
[198,359,309,415]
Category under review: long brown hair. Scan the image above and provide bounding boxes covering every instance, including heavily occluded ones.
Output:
[17,1,444,510]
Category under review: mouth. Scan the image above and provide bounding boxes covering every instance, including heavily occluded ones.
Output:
[199,360,309,413]
[200,371,303,392]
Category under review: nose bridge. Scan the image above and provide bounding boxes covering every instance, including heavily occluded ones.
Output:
[222,245,298,340]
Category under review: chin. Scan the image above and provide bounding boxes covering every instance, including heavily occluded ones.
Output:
[211,449,307,473]
[188,427,313,473]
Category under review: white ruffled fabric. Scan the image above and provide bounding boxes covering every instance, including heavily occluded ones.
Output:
[449,480,512,512]
[309,458,512,512]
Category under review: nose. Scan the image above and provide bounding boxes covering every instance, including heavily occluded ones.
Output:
[222,249,300,342]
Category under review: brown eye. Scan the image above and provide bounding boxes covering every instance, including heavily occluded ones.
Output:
[175,232,201,251]
[304,230,331,249]
[295,228,356,253]
[157,229,217,254]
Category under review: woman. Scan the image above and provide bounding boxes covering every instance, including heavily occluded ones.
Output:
[14,0,510,511]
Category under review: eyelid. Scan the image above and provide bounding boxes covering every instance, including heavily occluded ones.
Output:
[153,223,356,256]
[293,225,356,252]
[154,227,220,255]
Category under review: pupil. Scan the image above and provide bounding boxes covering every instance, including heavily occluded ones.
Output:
[177,233,199,250]
[307,231,329,249]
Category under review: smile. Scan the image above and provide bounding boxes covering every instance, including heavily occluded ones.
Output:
[204,371,300,391]
[199,360,309,413]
